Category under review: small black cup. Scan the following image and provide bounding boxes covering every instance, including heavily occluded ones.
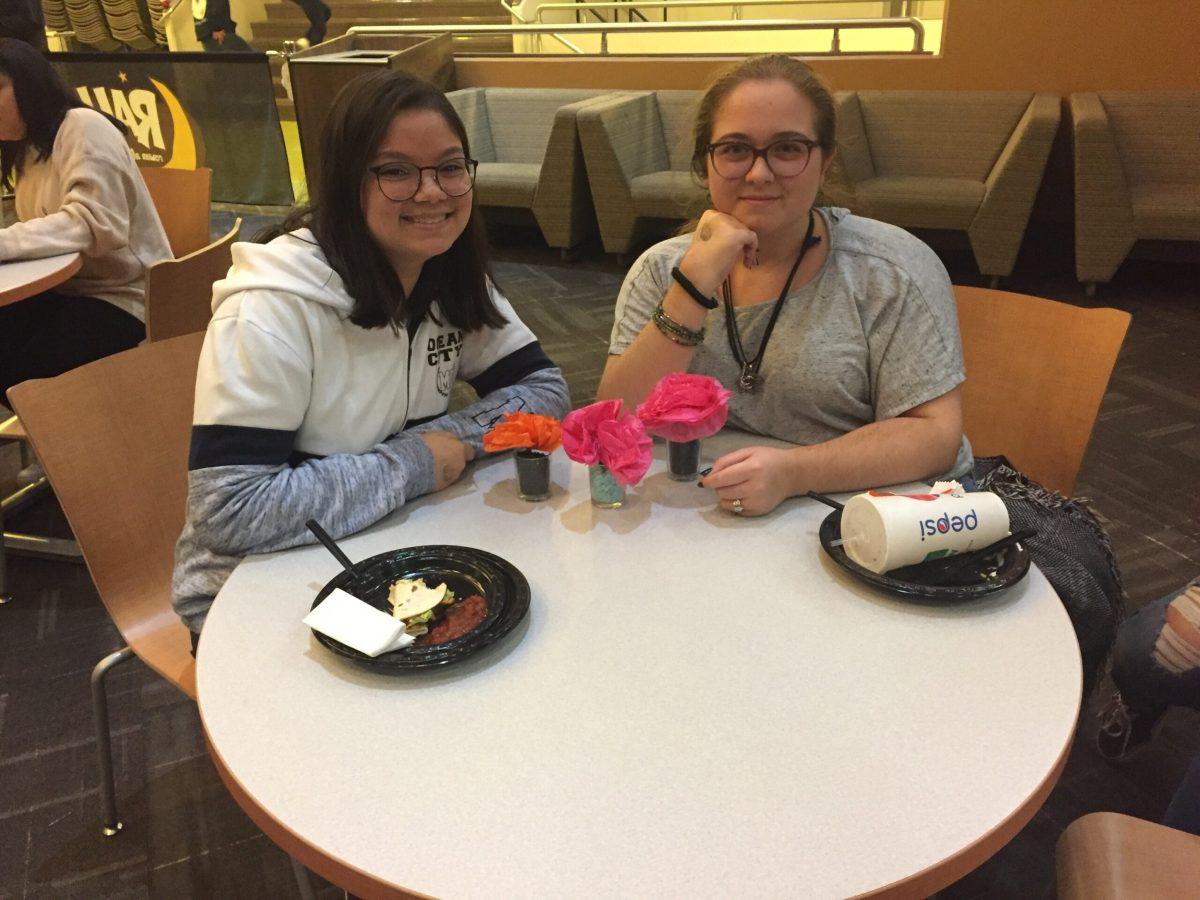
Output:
[515,449,551,501]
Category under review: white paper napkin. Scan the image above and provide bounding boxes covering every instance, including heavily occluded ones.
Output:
[303,588,416,657]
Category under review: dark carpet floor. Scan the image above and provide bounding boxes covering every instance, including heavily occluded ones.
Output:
[1,212,1197,898]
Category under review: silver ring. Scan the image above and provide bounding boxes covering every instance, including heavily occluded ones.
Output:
[732,498,744,515]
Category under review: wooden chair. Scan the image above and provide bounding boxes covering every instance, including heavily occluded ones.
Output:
[7,333,203,836]
[145,218,240,342]
[1057,812,1200,898]
[138,166,212,258]
[955,285,1131,496]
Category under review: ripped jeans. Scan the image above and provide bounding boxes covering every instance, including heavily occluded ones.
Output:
[1112,578,1200,717]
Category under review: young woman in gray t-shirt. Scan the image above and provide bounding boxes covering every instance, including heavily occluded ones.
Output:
[598,54,972,517]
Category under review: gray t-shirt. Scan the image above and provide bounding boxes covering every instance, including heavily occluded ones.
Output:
[609,207,973,480]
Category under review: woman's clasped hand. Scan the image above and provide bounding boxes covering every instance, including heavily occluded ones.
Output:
[598,53,972,517]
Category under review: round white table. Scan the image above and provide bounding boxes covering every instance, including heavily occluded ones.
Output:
[198,434,1082,898]
[0,253,83,306]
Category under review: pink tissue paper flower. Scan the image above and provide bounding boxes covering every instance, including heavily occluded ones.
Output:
[635,373,731,443]
[595,415,653,486]
[561,399,623,465]
[562,399,653,486]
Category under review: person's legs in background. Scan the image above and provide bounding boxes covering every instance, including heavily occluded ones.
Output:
[289,0,332,46]
[1097,578,1200,761]
[1163,753,1200,836]
[0,291,145,404]
[200,30,255,51]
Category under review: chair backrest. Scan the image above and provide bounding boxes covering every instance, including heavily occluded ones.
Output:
[1057,812,1200,899]
[654,90,702,172]
[8,333,205,698]
[138,166,213,258]
[1098,92,1200,187]
[857,91,1032,180]
[145,218,240,342]
[481,88,612,165]
[955,285,1130,496]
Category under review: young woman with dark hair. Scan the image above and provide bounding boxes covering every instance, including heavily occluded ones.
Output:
[598,54,969,518]
[172,69,570,638]
[0,38,172,402]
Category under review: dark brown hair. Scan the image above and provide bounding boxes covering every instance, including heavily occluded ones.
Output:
[689,53,837,182]
[261,69,504,333]
[0,38,125,189]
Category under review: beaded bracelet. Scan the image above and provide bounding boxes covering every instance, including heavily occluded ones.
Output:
[651,301,706,347]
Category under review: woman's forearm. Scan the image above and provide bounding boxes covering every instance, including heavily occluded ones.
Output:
[784,413,963,496]
[597,283,710,409]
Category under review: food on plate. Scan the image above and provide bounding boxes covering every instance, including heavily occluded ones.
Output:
[387,577,487,642]
[417,594,488,646]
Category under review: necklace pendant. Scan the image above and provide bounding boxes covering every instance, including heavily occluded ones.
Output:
[738,364,760,392]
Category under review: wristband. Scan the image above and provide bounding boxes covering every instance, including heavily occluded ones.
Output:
[670,266,719,310]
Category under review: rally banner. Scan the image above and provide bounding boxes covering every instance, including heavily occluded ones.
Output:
[50,51,294,207]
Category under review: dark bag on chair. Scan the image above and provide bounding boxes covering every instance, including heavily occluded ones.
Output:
[973,455,1125,699]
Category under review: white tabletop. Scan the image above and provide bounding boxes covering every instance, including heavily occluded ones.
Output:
[198,434,1082,898]
[0,253,83,306]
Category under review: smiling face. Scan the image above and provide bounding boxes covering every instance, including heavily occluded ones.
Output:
[705,78,828,238]
[0,71,26,142]
[361,107,473,288]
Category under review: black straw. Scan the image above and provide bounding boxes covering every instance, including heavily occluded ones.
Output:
[805,491,844,511]
[305,519,362,577]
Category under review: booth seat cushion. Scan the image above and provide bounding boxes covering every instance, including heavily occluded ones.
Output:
[475,162,540,208]
[1131,184,1200,240]
[856,176,984,230]
[630,171,707,220]
[1102,93,1200,190]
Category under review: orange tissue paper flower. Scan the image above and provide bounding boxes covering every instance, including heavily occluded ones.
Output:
[483,412,562,454]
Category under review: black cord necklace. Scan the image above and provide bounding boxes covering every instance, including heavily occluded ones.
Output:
[722,210,821,392]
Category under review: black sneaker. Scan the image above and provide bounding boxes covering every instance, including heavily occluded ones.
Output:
[1096,691,1163,762]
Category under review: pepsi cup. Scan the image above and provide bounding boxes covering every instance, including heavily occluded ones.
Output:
[839,489,1010,574]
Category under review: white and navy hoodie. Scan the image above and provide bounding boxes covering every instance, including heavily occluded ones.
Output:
[172,229,570,632]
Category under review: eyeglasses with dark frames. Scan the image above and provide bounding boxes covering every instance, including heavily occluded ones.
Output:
[368,157,479,202]
[706,138,819,179]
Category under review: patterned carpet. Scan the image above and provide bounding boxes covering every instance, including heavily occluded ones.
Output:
[1,214,1197,898]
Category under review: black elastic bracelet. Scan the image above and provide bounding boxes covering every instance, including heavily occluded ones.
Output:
[670,266,719,310]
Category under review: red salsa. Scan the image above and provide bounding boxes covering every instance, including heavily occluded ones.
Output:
[417,594,488,646]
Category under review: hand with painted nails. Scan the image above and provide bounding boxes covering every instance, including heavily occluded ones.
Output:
[677,209,759,297]
[699,445,799,517]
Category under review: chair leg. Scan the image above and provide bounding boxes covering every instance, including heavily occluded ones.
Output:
[1085,281,1097,297]
[92,646,135,837]
[0,501,9,605]
[988,275,1001,289]
[289,855,317,900]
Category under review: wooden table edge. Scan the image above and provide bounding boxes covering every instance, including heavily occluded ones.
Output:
[205,693,1080,900]
[854,685,1082,899]
[201,712,431,900]
[0,254,83,306]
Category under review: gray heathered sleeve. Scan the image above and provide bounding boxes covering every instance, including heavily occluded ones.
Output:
[171,433,437,632]
[866,243,965,422]
[184,433,437,558]
[405,365,571,454]
[608,246,670,355]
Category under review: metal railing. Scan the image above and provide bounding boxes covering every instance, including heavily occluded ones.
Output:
[351,17,930,56]
[529,0,917,25]
[499,0,585,52]
[533,1,925,50]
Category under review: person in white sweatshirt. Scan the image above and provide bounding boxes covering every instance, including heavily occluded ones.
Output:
[172,70,571,642]
[0,38,172,402]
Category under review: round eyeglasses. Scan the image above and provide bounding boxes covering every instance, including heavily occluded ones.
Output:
[368,158,479,202]
[706,139,819,179]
